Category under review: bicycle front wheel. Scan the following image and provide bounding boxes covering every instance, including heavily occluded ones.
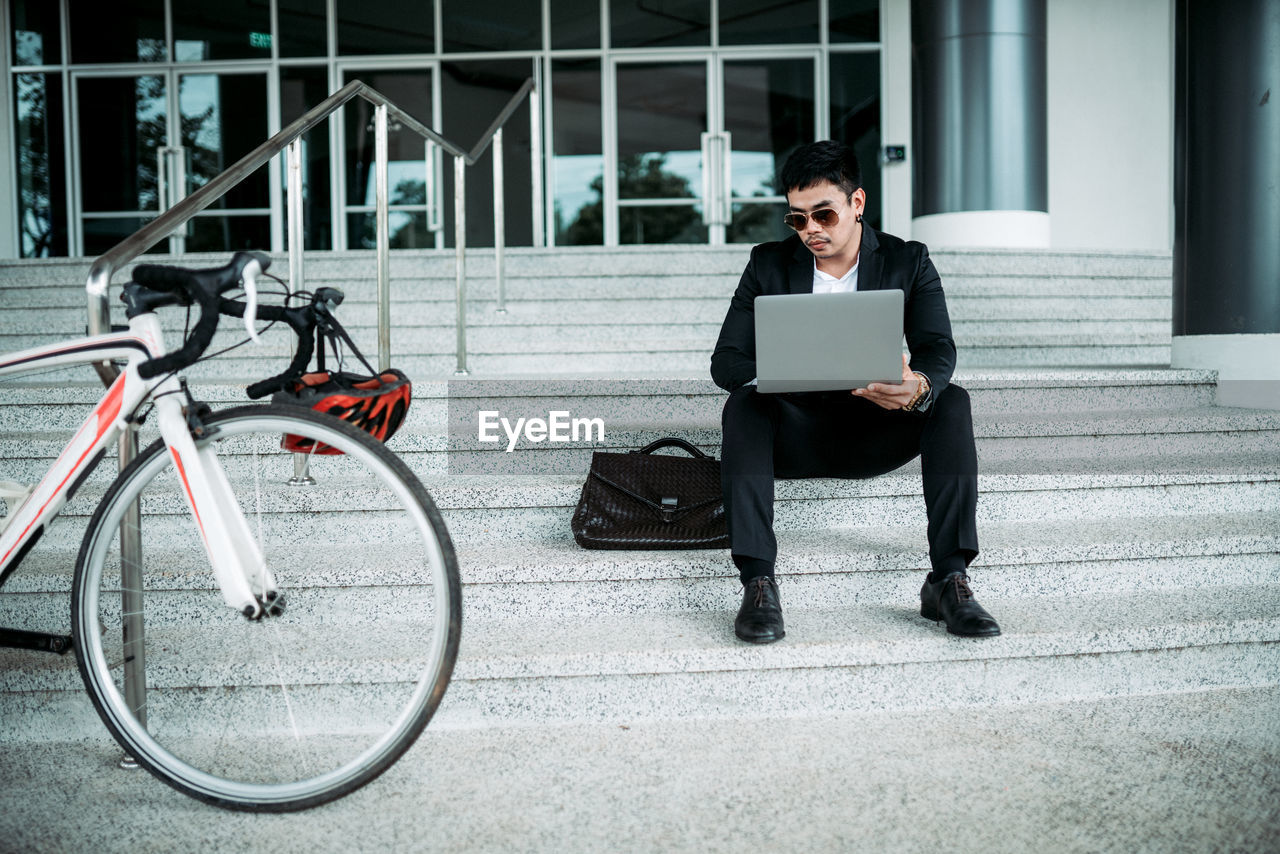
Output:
[71,405,461,811]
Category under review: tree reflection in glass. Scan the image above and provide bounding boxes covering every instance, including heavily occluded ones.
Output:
[562,154,706,245]
[16,73,66,257]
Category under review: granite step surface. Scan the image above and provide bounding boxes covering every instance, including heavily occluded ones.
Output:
[4,584,1277,738]
[0,246,1173,285]
[0,339,1168,379]
[6,402,1279,484]
[0,275,1175,315]
[11,451,1277,553]
[0,368,1224,431]
[5,513,1278,623]
[0,294,1171,341]
[411,453,1280,542]
[2,687,1277,853]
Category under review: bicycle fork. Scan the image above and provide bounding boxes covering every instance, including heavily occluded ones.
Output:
[153,387,280,619]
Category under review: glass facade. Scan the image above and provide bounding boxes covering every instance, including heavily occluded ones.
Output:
[279,67,334,249]
[5,1,882,256]
[342,68,436,249]
[13,72,67,256]
[551,59,603,245]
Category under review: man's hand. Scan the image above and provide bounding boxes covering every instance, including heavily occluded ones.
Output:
[853,354,919,410]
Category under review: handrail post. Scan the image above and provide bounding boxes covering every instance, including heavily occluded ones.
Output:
[375,104,392,372]
[493,127,507,314]
[86,267,117,386]
[454,155,469,375]
[287,138,305,294]
[119,428,146,736]
[529,71,544,247]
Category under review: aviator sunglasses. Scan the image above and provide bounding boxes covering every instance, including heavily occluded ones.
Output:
[783,207,852,231]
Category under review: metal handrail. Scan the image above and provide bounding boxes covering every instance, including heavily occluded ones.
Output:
[86,80,532,749]
[86,77,535,384]
[83,76,535,768]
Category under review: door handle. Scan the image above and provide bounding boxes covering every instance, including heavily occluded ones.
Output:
[426,142,441,232]
[700,132,714,226]
[718,131,732,226]
[700,132,732,227]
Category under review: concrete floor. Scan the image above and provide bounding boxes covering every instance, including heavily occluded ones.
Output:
[3,686,1279,854]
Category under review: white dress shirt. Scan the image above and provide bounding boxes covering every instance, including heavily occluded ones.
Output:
[812,258,859,294]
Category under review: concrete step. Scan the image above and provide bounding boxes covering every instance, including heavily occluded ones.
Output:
[439,405,1280,474]
[15,451,1273,550]
[0,302,1170,343]
[0,324,1174,366]
[0,323,1175,371]
[0,246,1174,286]
[282,275,1173,303]
[6,513,1278,621]
[0,247,1175,374]
[2,687,1276,853]
[415,453,1280,543]
[297,273,1175,298]
[48,336,1177,378]
[438,583,1280,725]
[4,404,1278,484]
[0,346,1176,385]
[0,369,1223,431]
[4,584,1276,736]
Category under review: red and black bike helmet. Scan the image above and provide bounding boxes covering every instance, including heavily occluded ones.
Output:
[275,369,412,454]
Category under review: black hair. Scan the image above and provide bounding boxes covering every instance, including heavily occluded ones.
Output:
[778,140,862,198]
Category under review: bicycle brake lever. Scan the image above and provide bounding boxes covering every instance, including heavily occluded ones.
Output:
[240,259,264,344]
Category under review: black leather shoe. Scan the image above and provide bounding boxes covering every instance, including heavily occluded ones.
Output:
[735,576,785,644]
[920,573,1001,637]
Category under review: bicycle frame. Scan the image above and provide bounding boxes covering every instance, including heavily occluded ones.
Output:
[0,313,278,618]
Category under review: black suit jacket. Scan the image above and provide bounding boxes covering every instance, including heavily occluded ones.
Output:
[710,227,958,401]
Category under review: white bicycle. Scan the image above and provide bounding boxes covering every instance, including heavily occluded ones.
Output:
[0,252,461,811]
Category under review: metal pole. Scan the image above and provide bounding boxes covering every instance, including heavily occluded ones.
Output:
[86,268,118,387]
[118,429,146,755]
[171,148,188,254]
[375,104,391,372]
[493,127,507,314]
[454,155,469,375]
[287,138,312,479]
[287,138,305,294]
[529,72,544,247]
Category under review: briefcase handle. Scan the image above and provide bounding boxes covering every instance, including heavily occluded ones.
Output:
[632,437,711,460]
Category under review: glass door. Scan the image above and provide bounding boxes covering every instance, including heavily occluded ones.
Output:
[72,72,169,255]
[612,59,710,244]
[72,68,270,255]
[338,66,441,250]
[176,70,271,252]
[720,54,818,244]
[609,52,818,245]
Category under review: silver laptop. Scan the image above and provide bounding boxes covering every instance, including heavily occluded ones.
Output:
[754,289,904,393]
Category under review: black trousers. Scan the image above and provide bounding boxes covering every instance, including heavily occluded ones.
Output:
[719,384,979,581]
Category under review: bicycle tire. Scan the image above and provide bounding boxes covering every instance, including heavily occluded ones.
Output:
[71,405,461,812]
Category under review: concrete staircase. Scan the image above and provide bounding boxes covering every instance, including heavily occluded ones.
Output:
[1,245,1278,745]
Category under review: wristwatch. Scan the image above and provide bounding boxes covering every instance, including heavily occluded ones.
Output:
[903,372,931,412]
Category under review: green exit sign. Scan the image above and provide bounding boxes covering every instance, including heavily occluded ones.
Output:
[250,32,272,49]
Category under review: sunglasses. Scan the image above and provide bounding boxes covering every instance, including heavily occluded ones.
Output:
[783,208,842,231]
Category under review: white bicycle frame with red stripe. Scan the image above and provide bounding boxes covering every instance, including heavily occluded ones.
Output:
[0,268,277,619]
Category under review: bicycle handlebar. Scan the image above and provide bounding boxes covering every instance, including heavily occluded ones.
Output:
[123,253,350,397]
[130,251,271,380]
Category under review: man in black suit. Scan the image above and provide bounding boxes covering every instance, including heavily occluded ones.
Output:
[711,140,1000,644]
